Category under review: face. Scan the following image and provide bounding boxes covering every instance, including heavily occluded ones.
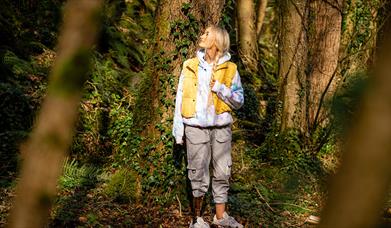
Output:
[199,27,215,49]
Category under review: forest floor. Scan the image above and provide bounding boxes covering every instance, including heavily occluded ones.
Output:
[1,140,391,227]
[0,141,324,227]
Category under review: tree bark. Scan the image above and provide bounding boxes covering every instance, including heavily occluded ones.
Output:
[279,0,307,131]
[192,0,226,27]
[279,0,343,134]
[256,0,268,38]
[7,0,102,227]
[237,0,259,74]
[307,0,343,131]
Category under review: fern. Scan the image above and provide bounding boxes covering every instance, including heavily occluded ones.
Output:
[2,50,32,76]
[59,158,99,189]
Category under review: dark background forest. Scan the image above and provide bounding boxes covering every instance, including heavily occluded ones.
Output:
[1,0,391,227]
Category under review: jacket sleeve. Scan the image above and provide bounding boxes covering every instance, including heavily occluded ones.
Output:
[211,70,244,110]
[173,70,185,144]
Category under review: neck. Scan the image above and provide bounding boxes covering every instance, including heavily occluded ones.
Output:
[204,46,218,64]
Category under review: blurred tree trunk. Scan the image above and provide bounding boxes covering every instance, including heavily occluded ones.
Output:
[279,0,343,134]
[7,0,102,227]
[279,0,307,131]
[320,4,391,226]
[237,0,259,74]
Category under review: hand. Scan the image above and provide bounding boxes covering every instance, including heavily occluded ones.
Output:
[175,137,184,145]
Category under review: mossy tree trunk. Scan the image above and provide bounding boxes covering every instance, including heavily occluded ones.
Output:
[340,0,384,76]
[7,0,102,227]
[133,0,225,194]
[136,0,225,132]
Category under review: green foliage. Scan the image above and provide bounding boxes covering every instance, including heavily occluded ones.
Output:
[2,50,33,76]
[236,84,260,122]
[255,128,323,173]
[0,49,48,176]
[71,53,137,163]
[59,158,99,189]
[99,0,155,70]
[170,3,200,59]
[341,0,383,74]
[103,168,139,203]
[219,0,235,32]
[0,0,63,56]
[331,71,369,136]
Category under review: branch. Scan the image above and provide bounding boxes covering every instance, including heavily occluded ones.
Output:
[254,186,276,213]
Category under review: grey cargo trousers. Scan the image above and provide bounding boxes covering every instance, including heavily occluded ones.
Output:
[185,124,232,204]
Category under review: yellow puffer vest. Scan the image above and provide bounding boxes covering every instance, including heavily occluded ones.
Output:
[181,57,237,118]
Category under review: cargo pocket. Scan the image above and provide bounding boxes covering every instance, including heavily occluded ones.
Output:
[185,126,209,145]
[215,126,232,143]
[187,152,204,186]
[185,125,209,170]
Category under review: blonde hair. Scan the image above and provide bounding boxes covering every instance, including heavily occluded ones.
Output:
[207,25,230,71]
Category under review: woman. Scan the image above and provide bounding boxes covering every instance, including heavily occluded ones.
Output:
[173,25,244,228]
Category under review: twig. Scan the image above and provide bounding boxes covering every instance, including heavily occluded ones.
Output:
[176,194,182,217]
[254,186,276,213]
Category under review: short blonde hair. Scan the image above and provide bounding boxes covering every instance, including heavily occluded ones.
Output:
[207,25,230,70]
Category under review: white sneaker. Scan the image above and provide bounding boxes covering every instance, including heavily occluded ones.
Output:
[189,216,210,228]
[212,212,243,228]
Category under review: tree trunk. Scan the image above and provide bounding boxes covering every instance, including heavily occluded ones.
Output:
[339,0,357,75]
[192,0,226,27]
[340,0,383,77]
[135,0,225,130]
[279,0,307,131]
[279,0,343,134]
[133,0,225,193]
[256,0,268,38]
[7,0,102,227]
[237,0,259,74]
[306,0,343,131]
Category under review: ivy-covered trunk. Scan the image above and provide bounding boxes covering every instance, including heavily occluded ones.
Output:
[133,0,225,199]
